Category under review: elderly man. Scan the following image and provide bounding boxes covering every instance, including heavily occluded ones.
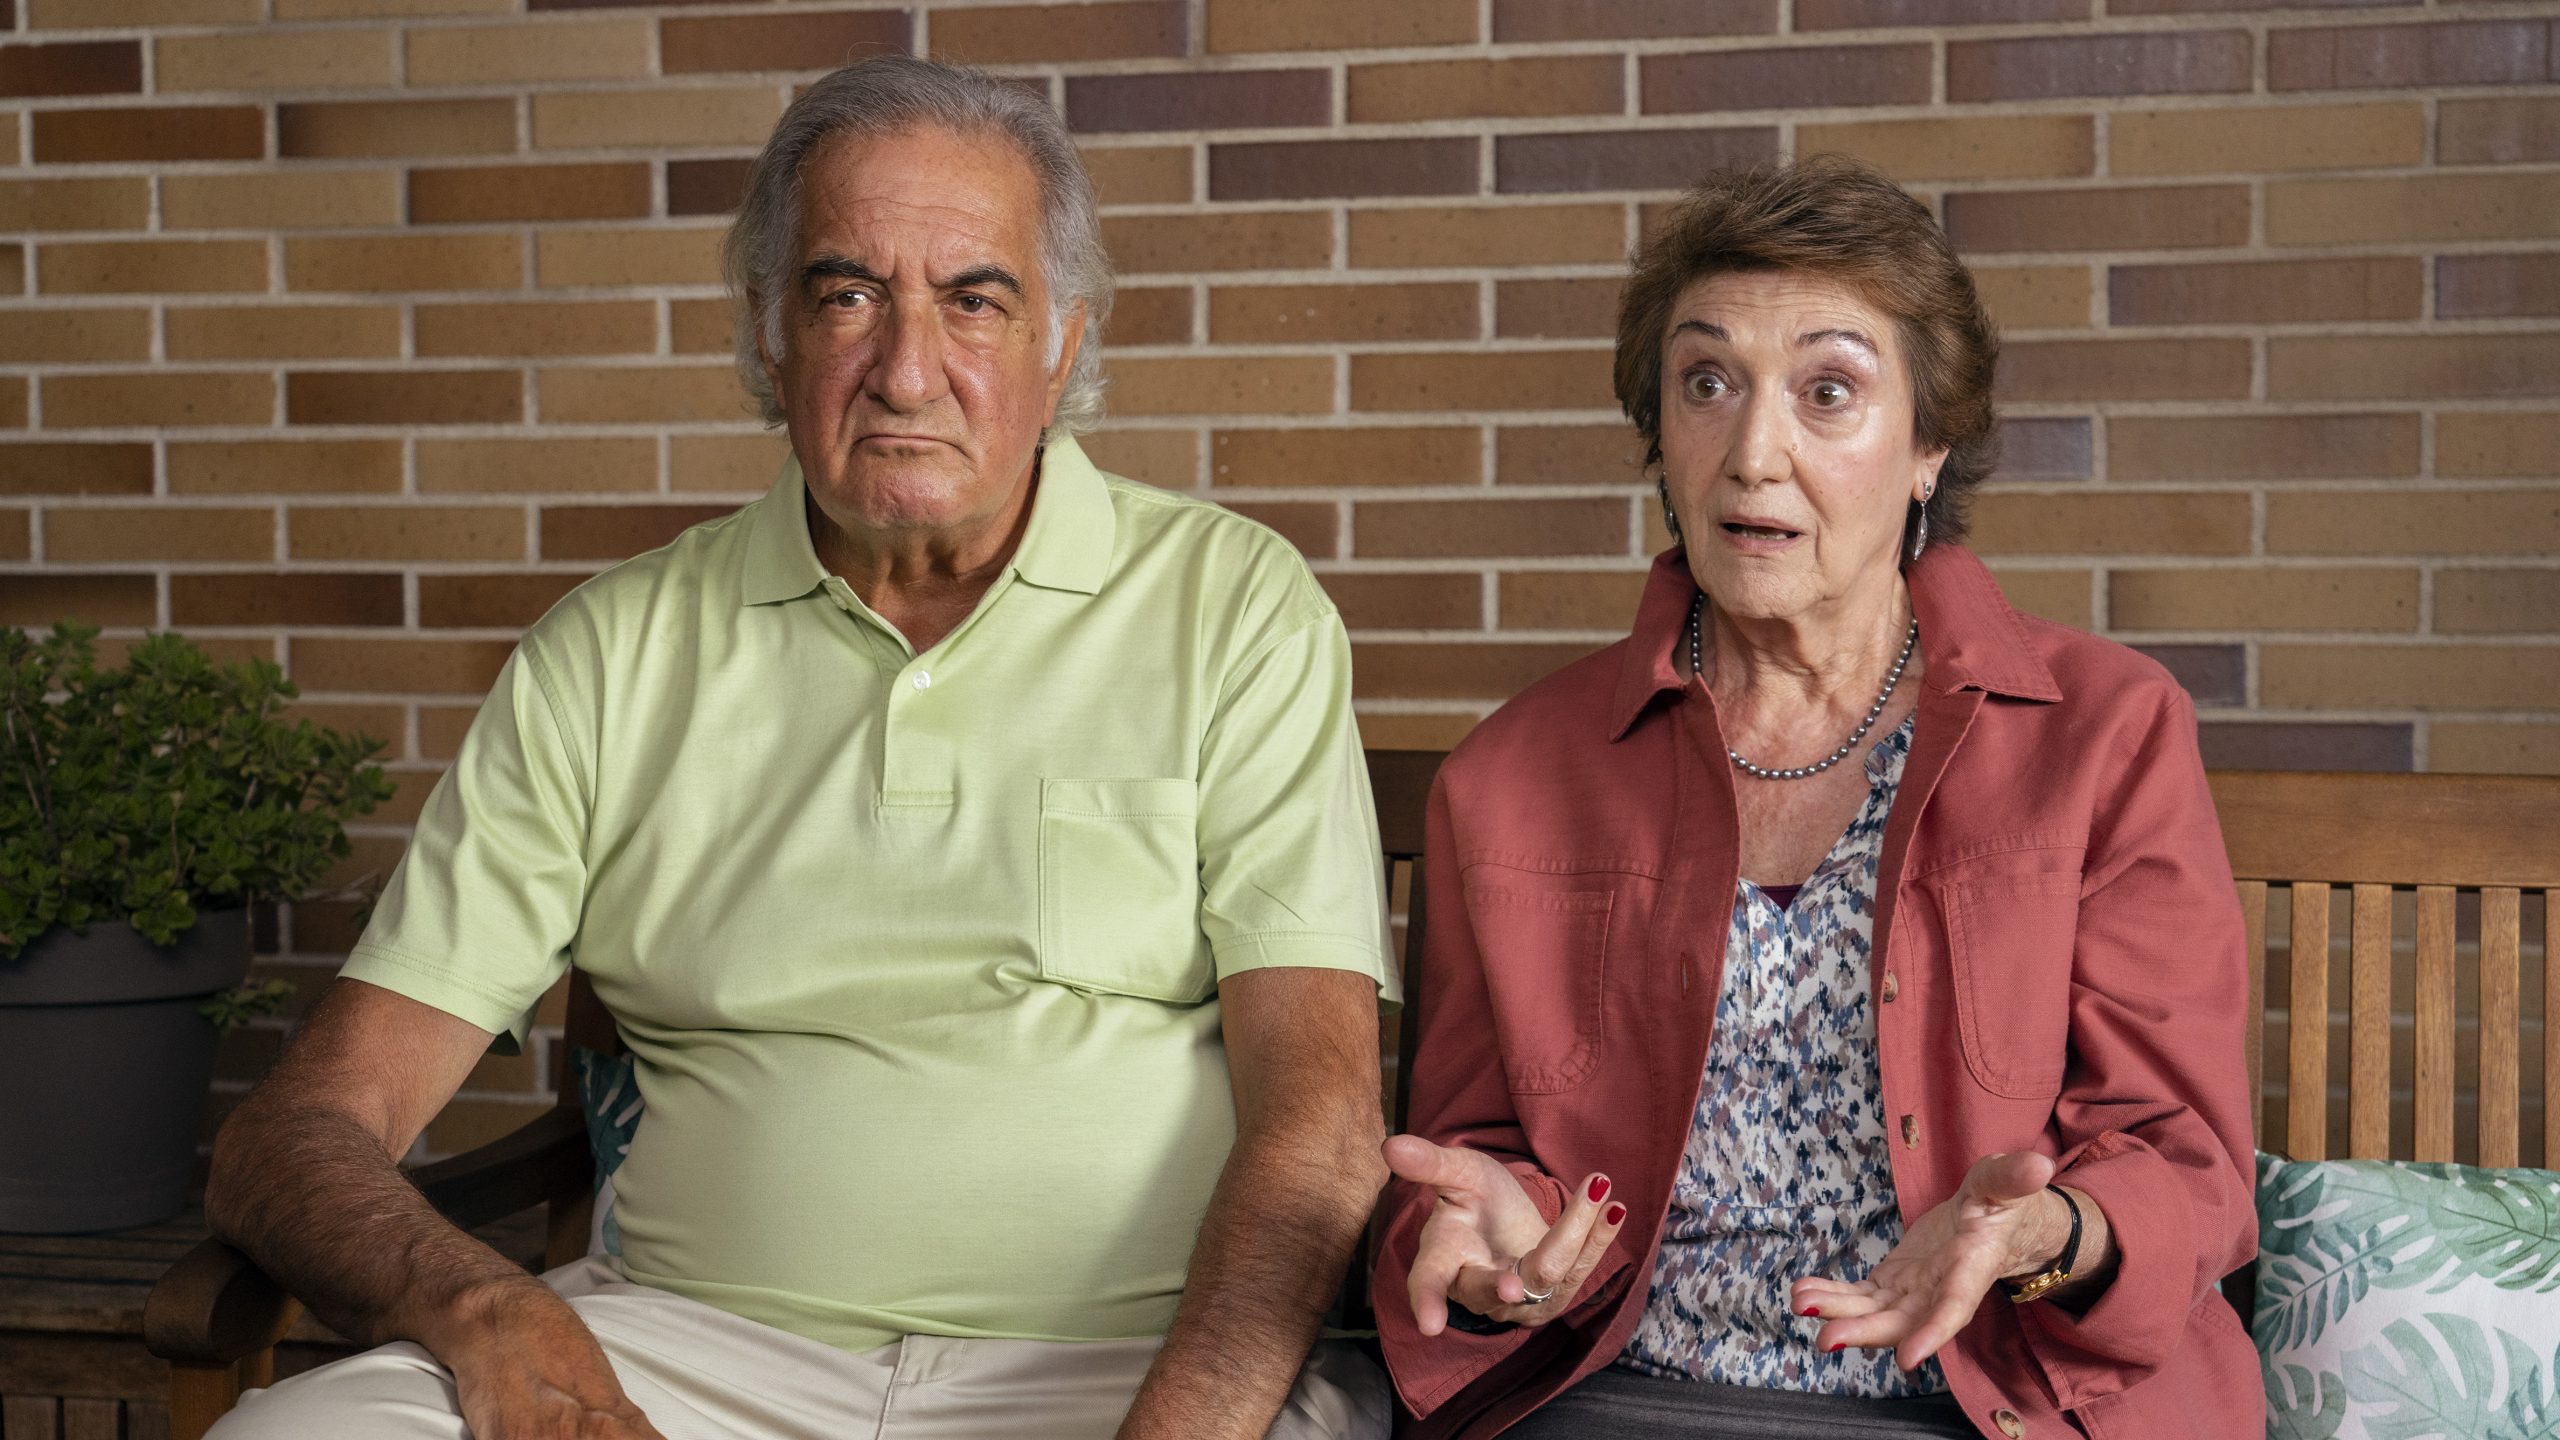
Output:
[203,55,1395,1440]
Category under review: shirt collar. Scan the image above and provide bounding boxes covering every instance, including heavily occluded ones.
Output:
[1605,543,2063,742]
[737,433,1117,607]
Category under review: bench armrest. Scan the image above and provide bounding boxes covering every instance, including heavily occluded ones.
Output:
[144,1107,595,1366]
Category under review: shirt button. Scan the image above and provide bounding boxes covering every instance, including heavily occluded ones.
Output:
[911,671,931,690]
[1901,1114,1920,1149]
[1992,1408,2024,1437]
[1880,969,1899,1003]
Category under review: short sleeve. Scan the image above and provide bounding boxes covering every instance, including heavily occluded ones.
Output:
[1194,586,1398,1003]
[338,640,591,1053]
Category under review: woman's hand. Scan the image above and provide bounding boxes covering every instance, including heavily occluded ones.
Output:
[1384,1135,1627,1336]
[1789,1151,2101,1372]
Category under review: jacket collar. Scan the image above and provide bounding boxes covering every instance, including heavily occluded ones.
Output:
[1606,543,2062,742]
[738,433,1116,606]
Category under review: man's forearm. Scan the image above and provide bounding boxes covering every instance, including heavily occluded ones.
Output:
[205,1092,542,1353]
[1117,1112,1387,1440]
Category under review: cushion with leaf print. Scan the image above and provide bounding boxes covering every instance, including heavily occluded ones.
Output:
[571,1046,643,1258]
[2254,1150,2560,1440]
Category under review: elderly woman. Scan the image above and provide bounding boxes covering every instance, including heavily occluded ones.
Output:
[1372,158,2262,1440]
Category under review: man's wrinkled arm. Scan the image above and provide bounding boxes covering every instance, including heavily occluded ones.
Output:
[1116,966,1388,1440]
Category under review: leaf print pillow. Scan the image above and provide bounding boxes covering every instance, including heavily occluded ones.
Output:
[2253,1151,2560,1440]
[572,1046,644,1258]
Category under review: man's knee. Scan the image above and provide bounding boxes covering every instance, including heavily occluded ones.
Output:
[202,1342,465,1440]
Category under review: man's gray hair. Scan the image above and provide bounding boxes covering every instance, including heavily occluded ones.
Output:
[722,54,1113,433]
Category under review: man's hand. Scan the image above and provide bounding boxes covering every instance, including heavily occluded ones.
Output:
[438,1279,668,1440]
[1790,1151,2110,1371]
[1385,1135,1626,1336]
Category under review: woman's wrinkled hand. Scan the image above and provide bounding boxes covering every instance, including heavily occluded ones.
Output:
[1789,1151,2076,1372]
[1384,1134,1627,1336]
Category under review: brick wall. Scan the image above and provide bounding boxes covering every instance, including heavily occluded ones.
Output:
[0,0,2551,1151]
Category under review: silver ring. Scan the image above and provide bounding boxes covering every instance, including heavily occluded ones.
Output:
[1516,1263,1555,1305]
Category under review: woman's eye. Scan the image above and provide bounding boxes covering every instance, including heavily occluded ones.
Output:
[1809,379,1850,407]
[1683,370,1727,401]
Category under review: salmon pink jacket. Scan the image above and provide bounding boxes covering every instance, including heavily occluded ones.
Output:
[1373,544,2262,1440]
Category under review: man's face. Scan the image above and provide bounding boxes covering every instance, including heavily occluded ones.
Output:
[759,124,1083,543]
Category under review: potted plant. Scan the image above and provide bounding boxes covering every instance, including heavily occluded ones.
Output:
[0,623,395,1233]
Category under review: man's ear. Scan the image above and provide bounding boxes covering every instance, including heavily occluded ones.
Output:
[1042,300,1089,426]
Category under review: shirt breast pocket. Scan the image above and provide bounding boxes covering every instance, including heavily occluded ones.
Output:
[1461,878,1613,1095]
[1037,777,1212,1005]
[1938,870,2081,1100]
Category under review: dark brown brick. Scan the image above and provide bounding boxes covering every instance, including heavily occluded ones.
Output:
[33,106,264,164]
[2438,255,2560,320]
[2441,98,2560,165]
[1497,278,1619,340]
[1950,32,2251,101]
[0,573,155,628]
[0,246,20,297]
[279,99,518,159]
[662,9,909,73]
[1497,126,1777,194]
[1110,286,1192,346]
[419,572,590,629]
[1221,500,1335,558]
[2109,258,2421,326]
[1317,571,1483,631]
[1994,337,2252,401]
[932,2,1186,64]
[1945,184,2248,252]
[2197,721,2411,772]
[667,157,753,216]
[2134,643,2245,706]
[1068,69,1330,134]
[541,503,735,561]
[1991,418,2092,481]
[1798,0,2083,28]
[1643,45,1931,113]
[1210,138,1475,201]
[1494,0,1775,39]
[287,371,524,427]
[411,163,652,224]
[171,572,404,628]
[0,442,152,495]
[2115,0,2397,13]
[0,39,140,97]
[1208,0,1476,52]
[2272,20,2555,91]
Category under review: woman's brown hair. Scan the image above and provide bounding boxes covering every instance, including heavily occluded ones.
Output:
[1614,155,2000,546]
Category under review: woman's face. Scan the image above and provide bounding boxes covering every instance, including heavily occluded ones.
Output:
[1656,269,1946,626]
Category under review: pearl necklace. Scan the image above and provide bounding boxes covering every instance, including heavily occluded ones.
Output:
[1687,592,1918,782]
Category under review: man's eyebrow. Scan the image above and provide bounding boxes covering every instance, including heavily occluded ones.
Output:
[1801,327,1879,358]
[801,255,881,287]
[943,263,1025,298]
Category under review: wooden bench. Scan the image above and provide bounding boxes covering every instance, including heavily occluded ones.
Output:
[143,759,2558,1439]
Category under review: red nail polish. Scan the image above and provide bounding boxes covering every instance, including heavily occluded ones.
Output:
[1802,1306,1821,1318]
[1588,1176,1610,1203]
[1827,1342,1846,1353]
[1605,1203,1626,1226]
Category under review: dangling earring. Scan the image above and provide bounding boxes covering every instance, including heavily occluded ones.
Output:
[1907,486,1932,564]
[1656,475,1682,546]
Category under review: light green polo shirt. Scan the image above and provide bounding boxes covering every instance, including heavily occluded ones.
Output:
[340,435,1394,1353]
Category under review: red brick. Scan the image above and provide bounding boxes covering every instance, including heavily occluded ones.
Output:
[1643,45,1930,113]
[0,39,141,97]
[1068,70,1330,134]
[1950,31,2251,102]
[660,10,909,74]
[32,106,264,164]
[933,2,1185,63]
[1210,139,1477,202]
[1497,127,1777,195]
[1494,0,1775,39]
[2271,20,2554,92]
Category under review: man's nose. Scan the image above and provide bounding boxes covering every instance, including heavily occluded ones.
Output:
[867,300,948,413]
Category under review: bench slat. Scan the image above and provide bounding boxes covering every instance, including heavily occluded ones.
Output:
[2289,882,2331,1161]
[2413,886,2457,1164]
[2239,880,2267,1141]
[2546,890,2558,1170]
[2479,887,2522,1169]
[2349,884,2393,1160]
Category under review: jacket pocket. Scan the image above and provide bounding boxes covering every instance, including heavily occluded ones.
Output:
[1037,777,1211,1004]
[1940,870,2079,1099]
[1461,879,1612,1095]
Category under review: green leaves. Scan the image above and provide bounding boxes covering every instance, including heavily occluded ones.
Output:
[198,979,293,1036]
[0,623,397,964]
[2267,1358,2347,1440]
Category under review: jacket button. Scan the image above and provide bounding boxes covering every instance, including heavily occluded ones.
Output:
[1992,1409,2024,1437]
[1880,969,1899,1002]
[1901,1114,1920,1148]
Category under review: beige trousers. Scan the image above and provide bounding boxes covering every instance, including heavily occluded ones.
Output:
[209,1259,1391,1440]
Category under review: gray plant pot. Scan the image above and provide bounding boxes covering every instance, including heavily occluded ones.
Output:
[0,908,252,1234]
